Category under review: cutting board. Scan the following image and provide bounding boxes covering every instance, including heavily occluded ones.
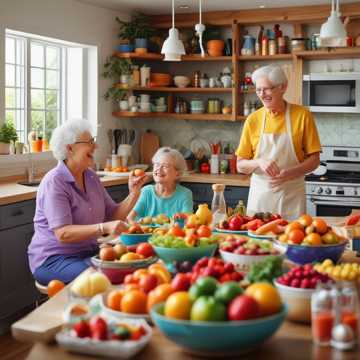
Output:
[140,130,160,165]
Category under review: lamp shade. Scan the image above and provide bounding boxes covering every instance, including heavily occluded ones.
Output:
[319,10,347,47]
[161,28,185,61]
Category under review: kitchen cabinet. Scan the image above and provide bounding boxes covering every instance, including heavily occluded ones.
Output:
[181,182,249,211]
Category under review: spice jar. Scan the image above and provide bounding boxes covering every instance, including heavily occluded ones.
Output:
[291,38,306,52]
[132,65,140,86]
[277,36,288,54]
[192,70,201,87]
[261,36,268,56]
[269,39,277,55]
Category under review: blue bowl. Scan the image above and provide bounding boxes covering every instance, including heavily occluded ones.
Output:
[152,244,217,265]
[151,303,287,355]
[280,241,348,265]
[116,44,134,52]
[120,233,152,246]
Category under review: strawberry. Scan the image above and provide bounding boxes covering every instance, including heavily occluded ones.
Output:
[73,320,91,338]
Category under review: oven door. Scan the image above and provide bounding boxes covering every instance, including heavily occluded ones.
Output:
[306,195,360,217]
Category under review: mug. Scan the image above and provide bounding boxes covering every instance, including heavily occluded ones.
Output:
[156,97,165,106]
[209,77,217,88]
[139,102,150,112]
[140,94,150,103]
[128,95,137,107]
[119,100,129,111]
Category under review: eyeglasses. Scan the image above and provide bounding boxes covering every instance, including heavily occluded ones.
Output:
[74,137,97,145]
[255,86,279,95]
[153,162,174,170]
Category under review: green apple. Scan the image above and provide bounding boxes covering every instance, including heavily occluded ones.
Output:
[190,296,227,321]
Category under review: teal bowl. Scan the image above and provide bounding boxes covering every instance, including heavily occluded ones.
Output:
[152,244,217,265]
[151,303,287,355]
[120,233,152,246]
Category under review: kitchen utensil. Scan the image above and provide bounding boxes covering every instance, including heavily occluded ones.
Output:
[190,137,211,158]
[140,130,160,165]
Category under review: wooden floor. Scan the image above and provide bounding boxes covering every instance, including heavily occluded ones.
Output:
[0,332,32,360]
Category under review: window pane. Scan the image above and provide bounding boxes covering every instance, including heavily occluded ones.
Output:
[6,37,15,63]
[5,110,15,125]
[16,88,22,108]
[31,68,44,88]
[6,64,15,87]
[16,65,25,88]
[31,111,45,132]
[31,43,44,67]
[5,88,15,108]
[46,70,59,89]
[16,39,25,66]
[31,89,45,109]
[46,90,58,110]
[45,111,59,140]
[46,47,59,69]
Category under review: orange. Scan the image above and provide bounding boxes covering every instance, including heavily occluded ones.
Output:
[245,283,282,316]
[312,218,328,234]
[121,289,148,314]
[298,214,313,227]
[304,232,322,246]
[287,229,305,244]
[123,283,141,292]
[132,269,149,281]
[47,279,65,297]
[164,291,192,320]
[285,221,303,234]
[106,289,123,311]
[147,283,174,312]
[167,224,186,237]
[120,252,144,261]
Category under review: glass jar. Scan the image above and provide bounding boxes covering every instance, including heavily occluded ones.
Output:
[132,65,140,86]
[211,183,227,226]
[269,39,277,55]
[291,38,306,52]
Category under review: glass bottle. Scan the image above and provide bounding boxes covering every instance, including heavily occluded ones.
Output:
[211,183,227,226]
[339,282,358,339]
[234,200,246,216]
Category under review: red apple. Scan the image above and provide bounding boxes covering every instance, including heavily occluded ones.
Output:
[171,273,191,292]
[228,295,260,321]
[228,216,244,231]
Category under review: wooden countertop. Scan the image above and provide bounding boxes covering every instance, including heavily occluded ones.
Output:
[0,173,250,206]
[12,253,360,359]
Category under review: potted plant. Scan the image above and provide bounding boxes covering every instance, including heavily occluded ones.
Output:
[116,12,157,53]
[0,122,18,154]
[104,86,129,111]
[103,56,132,86]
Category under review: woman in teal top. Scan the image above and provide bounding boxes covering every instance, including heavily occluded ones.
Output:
[127,147,193,220]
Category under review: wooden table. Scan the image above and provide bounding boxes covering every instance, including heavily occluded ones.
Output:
[12,254,360,360]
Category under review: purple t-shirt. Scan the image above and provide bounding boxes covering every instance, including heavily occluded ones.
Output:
[28,161,119,273]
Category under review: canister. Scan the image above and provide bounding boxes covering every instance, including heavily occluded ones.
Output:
[269,39,277,55]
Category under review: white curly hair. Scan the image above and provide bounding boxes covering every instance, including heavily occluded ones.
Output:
[152,147,187,175]
[252,64,288,87]
[50,119,94,161]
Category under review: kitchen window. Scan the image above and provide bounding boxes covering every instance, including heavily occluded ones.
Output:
[5,30,87,144]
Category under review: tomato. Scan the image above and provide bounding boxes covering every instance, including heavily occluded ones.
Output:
[228,216,244,231]
[345,214,360,226]
[139,274,158,293]
[190,296,227,321]
[171,273,191,292]
[167,224,186,237]
[298,214,313,227]
[227,295,260,321]
[285,221,304,234]
[287,229,305,244]
[245,283,282,316]
[136,243,155,258]
[196,225,212,238]
[164,292,192,320]
[47,279,65,297]
[312,218,328,234]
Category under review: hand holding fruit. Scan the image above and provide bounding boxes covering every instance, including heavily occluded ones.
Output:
[128,169,148,195]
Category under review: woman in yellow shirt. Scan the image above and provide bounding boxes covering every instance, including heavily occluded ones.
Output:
[236,64,321,220]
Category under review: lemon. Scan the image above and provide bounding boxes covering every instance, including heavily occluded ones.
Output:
[322,259,333,267]
[347,271,357,281]
[340,268,350,280]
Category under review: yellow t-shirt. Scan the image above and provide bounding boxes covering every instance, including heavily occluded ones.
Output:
[235,103,321,162]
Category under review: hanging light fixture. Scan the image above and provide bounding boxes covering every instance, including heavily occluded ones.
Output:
[319,0,347,47]
[161,0,185,61]
[195,0,206,57]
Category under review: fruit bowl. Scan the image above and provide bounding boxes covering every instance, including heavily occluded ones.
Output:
[214,228,248,235]
[276,240,348,265]
[150,303,287,355]
[91,256,158,284]
[120,233,152,246]
[152,244,217,265]
[274,280,314,323]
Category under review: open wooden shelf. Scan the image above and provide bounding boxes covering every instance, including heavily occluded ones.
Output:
[114,52,232,61]
[112,111,237,121]
[240,88,256,94]
[294,47,360,60]
[114,85,233,93]
[238,54,293,61]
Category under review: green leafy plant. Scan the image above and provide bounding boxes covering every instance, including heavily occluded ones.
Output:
[103,86,127,102]
[116,12,157,41]
[102,56,132,79]
[0,122,18,143]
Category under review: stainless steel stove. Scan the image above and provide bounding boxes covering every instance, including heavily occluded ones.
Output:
[305,146,360,217]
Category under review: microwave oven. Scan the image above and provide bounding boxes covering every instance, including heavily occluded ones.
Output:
[302,72,360,113]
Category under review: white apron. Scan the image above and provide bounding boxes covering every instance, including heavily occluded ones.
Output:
[247,104,305,220]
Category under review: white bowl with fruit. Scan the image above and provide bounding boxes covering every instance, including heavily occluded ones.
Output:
[219,236,284,272]
[274,264,333,323]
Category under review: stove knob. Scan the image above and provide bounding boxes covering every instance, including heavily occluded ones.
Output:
[354,188,358,196]
[317,187,323,194]
[325,187,332,195]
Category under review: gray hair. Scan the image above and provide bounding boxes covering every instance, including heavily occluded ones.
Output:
[152,147,187,175]
[50,119,94,161]
[252,64,288,86]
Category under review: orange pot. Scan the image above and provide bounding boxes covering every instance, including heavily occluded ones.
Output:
[207,40,225,56]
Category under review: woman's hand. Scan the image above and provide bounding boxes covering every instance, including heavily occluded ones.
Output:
[257,159,280,177]
[269,169,294,188]
[103,220,128,235]
[128,171,149,195]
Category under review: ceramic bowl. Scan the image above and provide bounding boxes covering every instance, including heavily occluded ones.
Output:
[151,303,287,355]
[120,233,152,246]
[116,44,134,53]
[174,76,191,88]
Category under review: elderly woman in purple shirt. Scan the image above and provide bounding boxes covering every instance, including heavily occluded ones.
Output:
[28,119,146,285]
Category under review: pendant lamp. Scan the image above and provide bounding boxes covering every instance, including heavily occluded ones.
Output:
[319,0,347,47]
[161,0,185,61]
[195,0,206,57]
